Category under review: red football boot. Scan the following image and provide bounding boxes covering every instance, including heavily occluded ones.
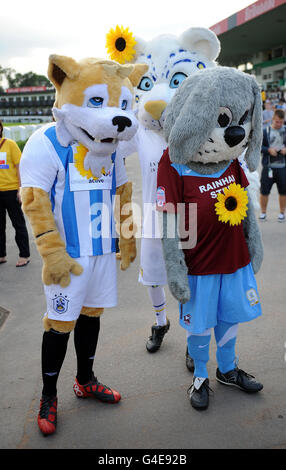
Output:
[73,373,121,403]
[37,395,57,435]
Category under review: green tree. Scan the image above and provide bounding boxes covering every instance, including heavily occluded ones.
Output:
[7,71,51,88]
[0,65,16,88]
[0,66,51,88]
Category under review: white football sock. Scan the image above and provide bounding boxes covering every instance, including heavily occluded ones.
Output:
[148,285,167,326]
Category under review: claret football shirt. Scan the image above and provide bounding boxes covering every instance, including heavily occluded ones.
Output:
[157,148,250,275]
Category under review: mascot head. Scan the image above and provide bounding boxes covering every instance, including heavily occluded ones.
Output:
[164,66,263,172]
[48,54,148,157]
[106,26,220,134]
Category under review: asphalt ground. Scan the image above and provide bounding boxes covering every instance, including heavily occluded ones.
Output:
[0,153,285,454]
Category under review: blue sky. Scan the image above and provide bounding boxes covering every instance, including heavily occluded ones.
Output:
[0,0,254,78]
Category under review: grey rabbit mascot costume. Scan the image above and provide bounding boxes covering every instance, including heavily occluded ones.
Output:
[157,66,264,410]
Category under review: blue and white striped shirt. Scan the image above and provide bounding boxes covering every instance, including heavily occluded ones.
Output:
[20,123,127,258]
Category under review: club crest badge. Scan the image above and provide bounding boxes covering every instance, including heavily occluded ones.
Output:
[156,186,166,207]
[184,314,191,325]
[53,294,69,314]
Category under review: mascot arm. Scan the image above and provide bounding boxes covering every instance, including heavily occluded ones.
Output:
[115,181,136,270]
[243,189,264,274]
[161,212,190,303]
[21,187,83,287]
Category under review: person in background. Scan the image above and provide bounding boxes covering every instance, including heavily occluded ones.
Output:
[275,99,285,110]
[262,100,274,129]
[0,120,30,266]
[259,109,286,222]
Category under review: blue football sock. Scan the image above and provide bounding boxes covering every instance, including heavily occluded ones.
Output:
[214,320,238,374]
[187,330,211,378]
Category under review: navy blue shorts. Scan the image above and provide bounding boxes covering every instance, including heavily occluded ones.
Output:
[260,166,286,196]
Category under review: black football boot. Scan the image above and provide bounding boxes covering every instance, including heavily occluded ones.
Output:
[146,319,170,353]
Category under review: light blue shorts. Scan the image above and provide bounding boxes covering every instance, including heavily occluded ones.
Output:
[180,263,262,334]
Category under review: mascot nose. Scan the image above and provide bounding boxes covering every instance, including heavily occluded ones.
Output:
[144,100,167,120]
[112,116,132,132]
[224,126,245,147]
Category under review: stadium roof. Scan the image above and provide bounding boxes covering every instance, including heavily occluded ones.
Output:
[210,0,286,66]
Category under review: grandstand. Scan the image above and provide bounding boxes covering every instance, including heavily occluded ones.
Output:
[210,0,286,101]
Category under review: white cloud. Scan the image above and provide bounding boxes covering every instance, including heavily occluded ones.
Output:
[0,0,254,76]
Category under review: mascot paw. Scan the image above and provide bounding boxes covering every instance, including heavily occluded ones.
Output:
[43,251,83,287]
[119,239,136,271]
[251,256,262,275]
[170,280,190,304]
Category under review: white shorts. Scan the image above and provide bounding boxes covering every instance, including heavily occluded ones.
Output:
[138,238,167,286]
[44,252,117,322]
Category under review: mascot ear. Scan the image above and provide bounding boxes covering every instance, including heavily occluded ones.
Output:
[102,62,147,86]
[244,77,263,172]
[164,71,220,165]
[179,27,220,62]
[131,36,148,62]
[128,63,149,86]
[48,55,81,90]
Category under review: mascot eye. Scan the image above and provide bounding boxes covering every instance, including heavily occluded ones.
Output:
[121,99,128,110]
[197,62,206,70]
[88,97,103,108]
[138,77,154,91]
[217,107,232,127]
[169,72,187,88]
[239,110,249,125]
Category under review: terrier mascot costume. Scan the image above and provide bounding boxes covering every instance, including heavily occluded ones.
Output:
[157,67,264,410]
[106,26,221,357]
[20,55,147,435]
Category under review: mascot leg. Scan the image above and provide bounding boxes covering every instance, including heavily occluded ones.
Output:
[74,307,102,386]
[38,316,76,436]
[214,320,238,374]
[187,329,212,410]
[73,307,121,404]
[215,320,263,392]
[146,285,170,353]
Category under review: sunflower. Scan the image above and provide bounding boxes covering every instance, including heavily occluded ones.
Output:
[106,25,136,64]
[74,144,103,180]
[215,183,248,226]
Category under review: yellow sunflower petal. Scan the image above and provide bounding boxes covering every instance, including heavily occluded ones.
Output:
[216,193,225,203]
[74,144,99,180]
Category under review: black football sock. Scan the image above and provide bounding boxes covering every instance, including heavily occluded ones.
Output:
[41,329,70,397]
[74,315,100,385]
